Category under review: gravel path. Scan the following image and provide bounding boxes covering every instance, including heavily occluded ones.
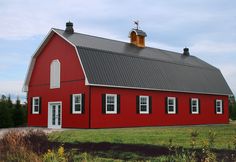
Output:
[0,127,65,139]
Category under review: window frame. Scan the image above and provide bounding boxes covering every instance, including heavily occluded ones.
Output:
[72,94,82,114]
[191,98,199,114]
[105,94,117,114]
[139,96,149,114]
[32,97,40,114]
[167,97,176,114]
[216,99,223,114]
[50,59,61,89]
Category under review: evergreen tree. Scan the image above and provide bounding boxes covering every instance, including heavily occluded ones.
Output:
[13,97,25,126]
[0,95,14,128]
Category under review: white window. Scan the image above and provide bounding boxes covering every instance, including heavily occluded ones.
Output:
[216,99,223,114]
[50,59,60,89]
[191,98,199,114]
[139,96,149,114]
[106,94,117,114]
[32,97,40,114]
[72,94,82,114]
[167,97,176,114]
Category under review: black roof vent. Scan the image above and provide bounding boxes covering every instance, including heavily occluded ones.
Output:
[183,47,190,56]
[65,21,74,34]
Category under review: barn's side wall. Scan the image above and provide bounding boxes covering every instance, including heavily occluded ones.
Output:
[27,33,89,128]
[90,86,229,128]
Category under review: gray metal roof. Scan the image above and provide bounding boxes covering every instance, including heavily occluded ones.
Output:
[53,28,232,95]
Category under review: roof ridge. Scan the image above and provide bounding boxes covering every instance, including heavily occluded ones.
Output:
[53,28,186,57]
[77,46,217,71]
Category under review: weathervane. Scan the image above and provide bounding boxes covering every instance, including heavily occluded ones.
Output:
[134,20,139,29]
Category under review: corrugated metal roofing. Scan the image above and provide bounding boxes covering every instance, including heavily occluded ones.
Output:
[53,28,232,95]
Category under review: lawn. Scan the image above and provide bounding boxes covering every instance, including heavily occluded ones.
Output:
[49,124,236,149]
[1,124,236,161]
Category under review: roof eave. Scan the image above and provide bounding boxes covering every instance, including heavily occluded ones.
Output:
[22,29,55,92]
[23,28,90,92]
[88,83,232,96]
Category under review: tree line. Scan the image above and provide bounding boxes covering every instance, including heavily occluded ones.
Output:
[0,95,27,128]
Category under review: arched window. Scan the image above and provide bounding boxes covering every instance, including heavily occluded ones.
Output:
[50,60,60,89]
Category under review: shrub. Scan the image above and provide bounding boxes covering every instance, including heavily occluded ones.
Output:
[0,130,42,162]
[208,130,216,149]
[24,129,49,154]
[43,146,67,162]
[190,130,199,149]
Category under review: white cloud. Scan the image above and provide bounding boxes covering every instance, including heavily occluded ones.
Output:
[0,80,25,96]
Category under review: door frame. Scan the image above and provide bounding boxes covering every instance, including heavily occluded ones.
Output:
[48,101,62,129]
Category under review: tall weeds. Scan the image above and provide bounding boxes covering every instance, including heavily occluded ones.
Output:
[0,129,47,162]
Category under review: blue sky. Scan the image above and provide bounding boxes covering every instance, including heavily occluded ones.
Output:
[0,0,235,101]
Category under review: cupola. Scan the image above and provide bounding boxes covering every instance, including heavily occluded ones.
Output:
[129,21,147,48]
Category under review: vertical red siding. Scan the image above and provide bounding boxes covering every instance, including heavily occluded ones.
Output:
[90,86,228,128]
[28,34,89,128]
[27,32,229,129]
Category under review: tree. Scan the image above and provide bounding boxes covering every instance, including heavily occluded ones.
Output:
[13,97,22,126]
[229,102,236,120]
[0,95,14,128]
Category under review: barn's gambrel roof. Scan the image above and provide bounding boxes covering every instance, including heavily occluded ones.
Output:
[23,28,233,95]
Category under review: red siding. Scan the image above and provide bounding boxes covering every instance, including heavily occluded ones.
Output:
[90,86,228,128]
[27,33,229,129]
[28,34,89,128]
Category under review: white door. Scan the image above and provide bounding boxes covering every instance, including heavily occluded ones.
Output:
[48,102,62,129]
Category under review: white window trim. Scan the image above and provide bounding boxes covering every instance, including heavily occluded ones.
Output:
[32,97,40,114]
[167,97,176,114]
[106,94,117,114]
[191,98,199,114]
[139,96,149,114]
[72,94,82,114]
[216,99,223,114]
[50,59,61,89]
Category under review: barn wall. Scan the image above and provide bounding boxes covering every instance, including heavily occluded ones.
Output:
[90,86,229,128]
[28,33,89,128]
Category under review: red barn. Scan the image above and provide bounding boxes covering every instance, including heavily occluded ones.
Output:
[23,22,232,129]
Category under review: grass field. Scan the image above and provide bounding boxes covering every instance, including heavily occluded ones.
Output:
[1,124,236,161]
[49,124,236,150]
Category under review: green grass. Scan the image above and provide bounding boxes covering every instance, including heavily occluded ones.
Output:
[49,124,236,149]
